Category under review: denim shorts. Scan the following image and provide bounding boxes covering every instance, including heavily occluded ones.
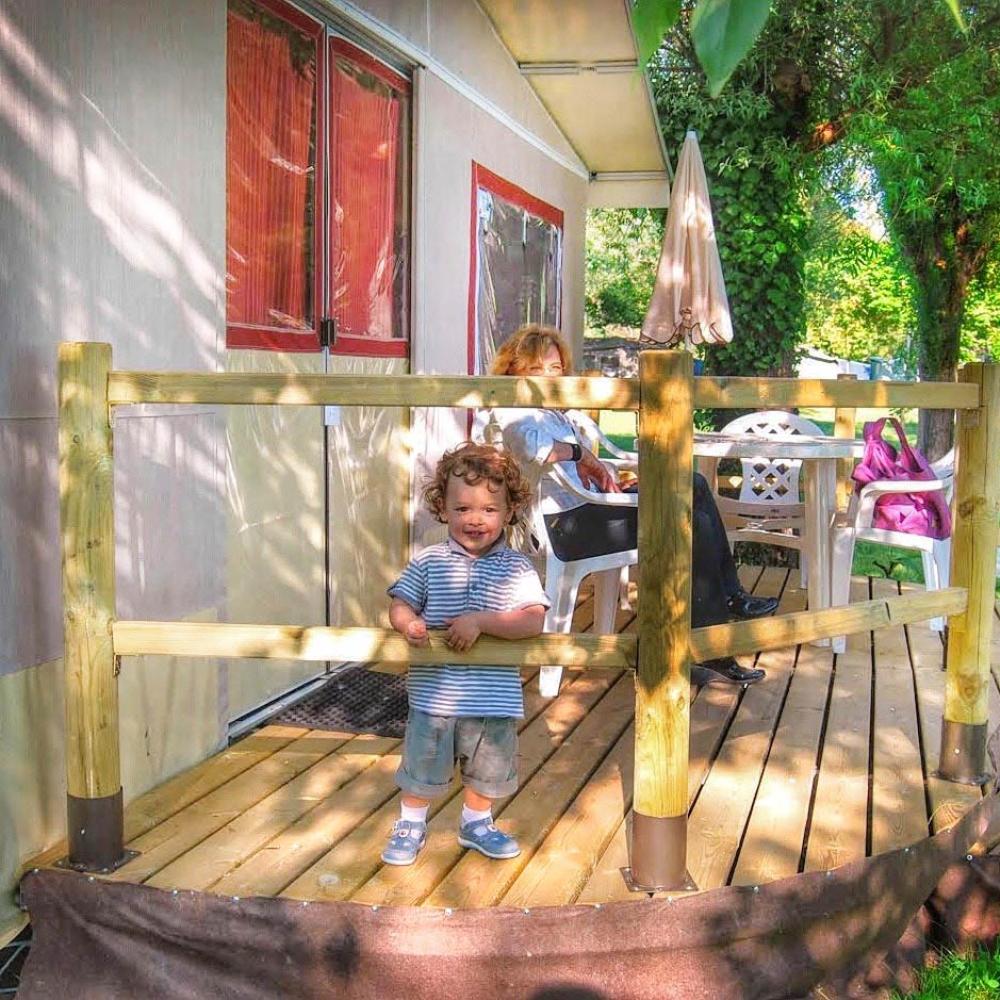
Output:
[395,709,519,799]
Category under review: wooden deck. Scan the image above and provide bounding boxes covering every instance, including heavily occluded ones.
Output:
[28,568,1000,907]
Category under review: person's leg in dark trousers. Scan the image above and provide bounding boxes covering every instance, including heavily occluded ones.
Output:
[690,504,733,628]
[692,472,778,619]
[542,497,764,685]
[692,472,740,598]
[691,503,766,684]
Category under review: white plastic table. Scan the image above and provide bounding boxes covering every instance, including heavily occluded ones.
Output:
[693,432,866,626]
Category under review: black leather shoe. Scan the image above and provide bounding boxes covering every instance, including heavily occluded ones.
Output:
[701,657,766,685]
[727,591,779,620]
[690,665,717,687]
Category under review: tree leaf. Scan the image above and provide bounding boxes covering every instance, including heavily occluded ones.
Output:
[632,0,681,65]
[942,0,967,33]
[690,0,771,97]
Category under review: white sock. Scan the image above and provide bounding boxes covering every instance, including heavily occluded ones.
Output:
[400,802,429,825]
[461,805,492,827]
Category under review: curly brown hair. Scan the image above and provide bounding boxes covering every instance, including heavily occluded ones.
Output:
[424,442,533,525]
[490,324,574,376]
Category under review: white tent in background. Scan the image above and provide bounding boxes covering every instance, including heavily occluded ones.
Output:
[641,130,733,349]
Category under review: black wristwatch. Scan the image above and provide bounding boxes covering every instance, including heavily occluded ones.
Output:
[568,442,583,462]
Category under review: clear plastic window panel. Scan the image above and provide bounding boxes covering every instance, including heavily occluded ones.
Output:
[475,187,561,373]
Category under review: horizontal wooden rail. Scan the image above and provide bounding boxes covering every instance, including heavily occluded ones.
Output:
[693,586,968,660]
[693,377,978,411]
[107,371,980,412]
[113,587,966,668]
[107,372,640,411]
[112,622,638,670]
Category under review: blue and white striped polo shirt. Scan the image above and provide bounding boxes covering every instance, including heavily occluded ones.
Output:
[388,537,550,718]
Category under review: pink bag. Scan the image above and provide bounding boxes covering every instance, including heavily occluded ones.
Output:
[851,417,952,540]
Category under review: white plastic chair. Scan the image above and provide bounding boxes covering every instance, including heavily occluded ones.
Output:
[701,410,826,582]
[830,452,954,653]
[474,410,637,697]
[565,410,638,468]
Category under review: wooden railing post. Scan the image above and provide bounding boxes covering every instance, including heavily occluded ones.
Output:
[834,373,857,512]
[59,342,126,869]
[630,349,693,890]
[939,363,1000,783]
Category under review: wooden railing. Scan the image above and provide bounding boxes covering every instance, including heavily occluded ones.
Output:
[58,342,999,889]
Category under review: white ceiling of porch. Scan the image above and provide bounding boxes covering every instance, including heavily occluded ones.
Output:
[477,0,671,206]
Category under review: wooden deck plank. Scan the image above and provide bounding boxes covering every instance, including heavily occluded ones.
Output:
[576,667,753,904]
[870,578,928,854]
[803,579,873,873]
[903,584,984,834]
[146,733,399,891]
[575,818,632,904]
[280,670,621,904]
[501,723,634,908]
[575,563,781,905]
[210,668,545,899]
[685,567,802,891]
[730,641,835,886]
[106,730,356,884]
[22,725,306,874]
[420,674,636,909]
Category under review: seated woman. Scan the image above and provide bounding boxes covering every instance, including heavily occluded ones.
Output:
[489,324,776,685]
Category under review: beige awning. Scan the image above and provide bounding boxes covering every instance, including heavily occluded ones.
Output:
[477,0,671,208]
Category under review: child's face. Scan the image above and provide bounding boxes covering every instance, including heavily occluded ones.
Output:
[443,475,510,556]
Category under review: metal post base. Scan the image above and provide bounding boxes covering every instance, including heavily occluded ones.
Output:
[625,812,695,891]
[58,789,136,873]
[936,720,990,786]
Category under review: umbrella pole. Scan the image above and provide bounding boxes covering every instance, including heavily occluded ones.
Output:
[629,349,694,891]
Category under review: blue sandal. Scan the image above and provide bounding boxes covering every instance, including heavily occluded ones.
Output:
[381,819,427,866]
[458,818,520,860]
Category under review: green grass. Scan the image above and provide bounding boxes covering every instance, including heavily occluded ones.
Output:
[892,945,1000,999]
[852,541,926,584]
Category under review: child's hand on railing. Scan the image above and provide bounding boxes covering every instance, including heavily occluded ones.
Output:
[443,613,482,652]
[404,618,430,647]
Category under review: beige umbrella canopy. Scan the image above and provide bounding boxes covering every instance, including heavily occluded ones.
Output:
[641,130,733,348]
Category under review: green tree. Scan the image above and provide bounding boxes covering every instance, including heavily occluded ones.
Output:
[647,1,841,378]
[814,2,1000,456]
[803,201,916,366]
[585,209,664,331]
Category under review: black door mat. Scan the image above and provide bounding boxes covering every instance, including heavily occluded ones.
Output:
[270,666,408,738]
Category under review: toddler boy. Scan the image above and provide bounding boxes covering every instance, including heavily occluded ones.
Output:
[383,442,549,865]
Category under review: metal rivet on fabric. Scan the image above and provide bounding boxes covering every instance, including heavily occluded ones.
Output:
[523,908,530,915]
[445,908,453,916]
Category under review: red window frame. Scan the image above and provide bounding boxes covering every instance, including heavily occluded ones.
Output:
[225,0,326,352]
[466,163,564,374]
[327,37,411,359]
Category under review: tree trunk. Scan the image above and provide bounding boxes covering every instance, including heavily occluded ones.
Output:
[893,207,980,461]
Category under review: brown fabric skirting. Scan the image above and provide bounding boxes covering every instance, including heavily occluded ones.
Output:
[16,794,1000,1000]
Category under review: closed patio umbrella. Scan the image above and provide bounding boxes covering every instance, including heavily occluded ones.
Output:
[641,130,733,349]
